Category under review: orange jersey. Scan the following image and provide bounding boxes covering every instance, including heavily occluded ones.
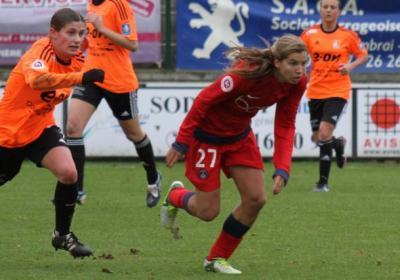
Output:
[301,24,368,100]
[84,0,138,93]
[0,37,84,148]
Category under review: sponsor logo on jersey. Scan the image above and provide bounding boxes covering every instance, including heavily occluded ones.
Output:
[31,59,45,70]
[221,75,234,93]
[122,23,131,35]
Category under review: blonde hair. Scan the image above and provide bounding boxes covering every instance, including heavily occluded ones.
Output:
[225,34,306,79]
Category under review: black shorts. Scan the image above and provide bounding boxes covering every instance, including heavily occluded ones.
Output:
[0,126,66,186]
[308,97,347,131]
[71,84,139,120]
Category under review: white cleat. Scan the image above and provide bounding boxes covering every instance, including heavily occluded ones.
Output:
[204,258,242,275]
[160,181,184,230]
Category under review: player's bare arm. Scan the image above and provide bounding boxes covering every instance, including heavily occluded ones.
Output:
[86,12,138,52]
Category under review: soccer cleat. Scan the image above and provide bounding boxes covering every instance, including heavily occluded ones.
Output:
[313,183,329,192]
[334,136,347,168]
[146,171,162,208]
[160,181,183,230]
[204,258,242,275]
[52,230,93,258]
[76,191,87,205]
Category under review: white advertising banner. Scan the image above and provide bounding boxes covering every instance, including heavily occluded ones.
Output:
[2,84,398,158]
[81,85,352,157]
[356,88,400,157]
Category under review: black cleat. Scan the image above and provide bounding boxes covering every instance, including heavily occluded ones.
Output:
[334,136,347,168]
[146,172,162,208]
[52,231,92,258]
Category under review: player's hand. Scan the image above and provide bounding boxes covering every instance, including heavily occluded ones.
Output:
[82,69,105,85]
[86,12,104,32]
[272,175,285,195]
[338,63,351,75]
[166,147,183,168]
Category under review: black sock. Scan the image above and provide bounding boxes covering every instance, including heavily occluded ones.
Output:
[332,136,343,154]
[223,213,250,239]
[134,135,158,184]
[318,139,333,185]
[53,182,78,235]
[67,137,85,192]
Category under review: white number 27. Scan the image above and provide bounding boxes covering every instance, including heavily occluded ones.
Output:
[195,148,217,168]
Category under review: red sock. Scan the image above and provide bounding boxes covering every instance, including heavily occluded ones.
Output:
[168,187,191,208]
[207,230,242,260]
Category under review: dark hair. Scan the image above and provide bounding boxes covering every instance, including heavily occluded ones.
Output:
[50,8,84,31]
[225,34,307,79]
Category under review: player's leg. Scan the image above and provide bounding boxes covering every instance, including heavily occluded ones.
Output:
[315,120,335,191]
[66,85,100,204]
[323,98,348,169]
[309,99,330,192]
[161,141,221,230]
[31,126,92,258]
[0,146,24,187]
[315,98,348,192]
[204,134,264,274]
[106,90,160,208]
[205,167,265,275]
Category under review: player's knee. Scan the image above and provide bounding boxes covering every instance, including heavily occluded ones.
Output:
[197,207,220,222]
[66,119,83,137]
[246,195,266,212]
[126,130,145,143]
[57,167,78,185]
[318,131,333,142]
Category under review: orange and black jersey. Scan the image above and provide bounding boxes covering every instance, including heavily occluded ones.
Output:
[84,0,138,93]
[0,37,85,148]
[301,24,368,100]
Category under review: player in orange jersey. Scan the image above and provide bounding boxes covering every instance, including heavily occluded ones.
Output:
[0,8,104,258]
[66,0,161,207]
[301,0,368,192]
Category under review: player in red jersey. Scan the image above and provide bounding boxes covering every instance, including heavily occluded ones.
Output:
[301,0,368,192]
[160,34,308,274]
[66,0,161,207]
[0,8,104,258]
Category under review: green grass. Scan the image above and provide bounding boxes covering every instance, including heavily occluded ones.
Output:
[0,161,399,279]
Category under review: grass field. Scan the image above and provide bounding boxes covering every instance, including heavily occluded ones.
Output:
[0,160,399,280]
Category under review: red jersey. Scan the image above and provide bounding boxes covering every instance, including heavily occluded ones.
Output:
[176,73,307,175]
[301,24,368,100]
[0,37,84,148]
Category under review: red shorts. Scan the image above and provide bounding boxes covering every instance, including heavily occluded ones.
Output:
[185,132,264,192]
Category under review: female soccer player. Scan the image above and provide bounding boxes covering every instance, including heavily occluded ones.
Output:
[66,0,161,207]
[0,8,104,258]
[301,0,368,192]
[160,34,308,274]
